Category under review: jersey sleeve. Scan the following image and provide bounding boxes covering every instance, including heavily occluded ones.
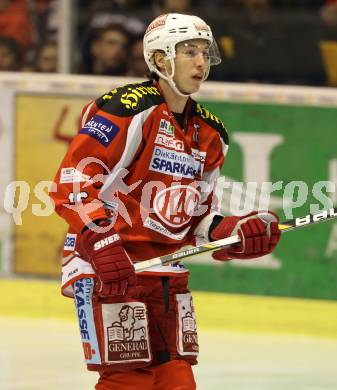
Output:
[51,82,163,234]
[50,97,134,233]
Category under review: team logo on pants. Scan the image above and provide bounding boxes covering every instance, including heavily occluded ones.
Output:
[176,293,199,356]
[102,302,152,364]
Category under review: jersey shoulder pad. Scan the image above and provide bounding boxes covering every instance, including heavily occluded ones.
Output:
[192,101,229,146]
[96,81,164,117]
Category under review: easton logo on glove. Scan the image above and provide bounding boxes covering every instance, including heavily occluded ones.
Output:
[94,234,120,250]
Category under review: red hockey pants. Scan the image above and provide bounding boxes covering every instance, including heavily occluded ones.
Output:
[95,359,196,389]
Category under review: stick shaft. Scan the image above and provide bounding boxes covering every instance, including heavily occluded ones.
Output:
[279,207,337,232]
[134,207,337,272]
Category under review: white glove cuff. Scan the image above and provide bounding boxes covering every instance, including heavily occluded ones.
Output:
[194,212,224,241]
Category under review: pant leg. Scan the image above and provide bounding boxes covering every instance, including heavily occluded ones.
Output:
[95,368,155,390]
[144,275,198,366]
[95,360,196,390]
[153,360,196,390]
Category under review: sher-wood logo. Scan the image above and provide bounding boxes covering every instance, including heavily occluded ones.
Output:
[103,302,151,363]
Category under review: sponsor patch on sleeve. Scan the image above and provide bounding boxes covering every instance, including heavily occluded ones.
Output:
[80,115,120,146]
[60,168,90,183]
[64,233,77,251]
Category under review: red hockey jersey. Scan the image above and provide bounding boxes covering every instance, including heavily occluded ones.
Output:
[51,80,228,278]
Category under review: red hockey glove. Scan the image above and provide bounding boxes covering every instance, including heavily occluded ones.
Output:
[210,211,281,261]
[80,222,136,297]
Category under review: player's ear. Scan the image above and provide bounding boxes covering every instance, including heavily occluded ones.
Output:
[154,51,166,73]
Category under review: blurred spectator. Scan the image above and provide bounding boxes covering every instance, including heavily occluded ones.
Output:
[209,0,325,85]
[320,0,337,32]
[80,24,130,75]
[127,38,148,77]
[0,0,33,50]
[84,0,147,38]
[0,37,22,71]
[210,0,286,83]
[153,0,193,14]
[271,0,324,7]
[77,0,147,74]
[34,0,59,42]
[319,0,337,85]
[33,41,58,72]
[240,0,271,11]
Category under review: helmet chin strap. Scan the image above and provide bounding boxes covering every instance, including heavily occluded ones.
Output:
[153,56,210,97]
[154,58,192,97]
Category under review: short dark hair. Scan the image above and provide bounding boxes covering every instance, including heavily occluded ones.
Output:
[146,71,159,81]
[79,23,131,74]
[0,37,22,69]
[92,23,130,43]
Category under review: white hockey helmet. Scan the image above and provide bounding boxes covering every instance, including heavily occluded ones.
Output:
[143,13,221,96]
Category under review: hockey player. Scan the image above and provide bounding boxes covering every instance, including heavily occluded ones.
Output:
[51,13,281,390]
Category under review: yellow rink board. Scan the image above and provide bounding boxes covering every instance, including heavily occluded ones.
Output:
[14,94,89,276]
[1,278,337,339]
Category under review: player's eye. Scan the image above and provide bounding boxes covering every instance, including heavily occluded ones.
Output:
[201,50,210,59]
[182,48,197,57]
[180,48,210,59]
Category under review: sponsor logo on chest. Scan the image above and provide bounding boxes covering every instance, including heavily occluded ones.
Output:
[149,146,205,179]
[158,119,175,136]
[155,133,184,151]
[153,185,201,228]
[155,119,184,151]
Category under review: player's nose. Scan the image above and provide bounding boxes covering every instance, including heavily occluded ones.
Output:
[194,53,208,71]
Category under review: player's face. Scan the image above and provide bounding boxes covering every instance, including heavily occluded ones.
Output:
[36,44,57,72]
[173,39,210,94]
[0,45,17,71]
[92,30,128,70]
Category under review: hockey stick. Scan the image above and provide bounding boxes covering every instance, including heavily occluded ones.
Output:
[134,207,337,272]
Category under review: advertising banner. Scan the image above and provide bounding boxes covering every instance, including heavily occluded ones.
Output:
[14,94,91,275]
[10,84,337,299]
[188,100,337,299]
